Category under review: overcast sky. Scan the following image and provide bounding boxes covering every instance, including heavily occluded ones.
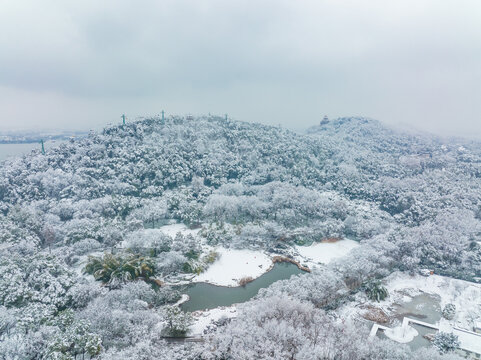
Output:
[0,0,480,137]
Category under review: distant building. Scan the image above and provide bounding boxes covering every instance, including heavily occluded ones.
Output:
[320,115,329,125]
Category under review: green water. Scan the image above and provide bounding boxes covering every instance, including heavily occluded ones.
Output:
[180,262,304,312]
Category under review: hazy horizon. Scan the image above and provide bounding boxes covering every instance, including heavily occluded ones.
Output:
[1,113,480,143]
[1,1,480,138]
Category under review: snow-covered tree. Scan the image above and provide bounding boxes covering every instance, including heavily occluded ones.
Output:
[433,332,460,354]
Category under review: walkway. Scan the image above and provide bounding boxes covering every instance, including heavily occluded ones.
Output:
[369,317,481,357]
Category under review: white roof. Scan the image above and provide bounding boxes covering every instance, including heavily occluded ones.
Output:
[453,328,481,355]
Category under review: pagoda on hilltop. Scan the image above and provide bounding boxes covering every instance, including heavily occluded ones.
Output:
[320,115,329,125]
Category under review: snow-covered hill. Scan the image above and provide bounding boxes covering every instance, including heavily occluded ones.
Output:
[0,115,479,359]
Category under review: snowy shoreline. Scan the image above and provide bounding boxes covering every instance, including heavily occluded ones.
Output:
[192,248,274,287]
[294,238,359,269]
[151,223,360,288]
[190,238,360,287]
[185,238,362,335]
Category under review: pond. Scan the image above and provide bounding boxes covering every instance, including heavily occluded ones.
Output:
[180,262,304,312]
[379,293,442,350]
[399,293,441,351]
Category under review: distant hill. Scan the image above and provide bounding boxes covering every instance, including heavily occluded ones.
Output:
[1,115,480,224]
[0,129,88,144]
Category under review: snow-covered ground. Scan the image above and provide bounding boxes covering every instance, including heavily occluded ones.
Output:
[337,271,481,355]
[295,239,359,268]
[338,271,481,335]
[382,272,481,331]
[190,236,360,287]
[155,223,202,238]
[173,294,190,307]
[193,248,272,287]
[384,325,418,343]
[190,306,237,336]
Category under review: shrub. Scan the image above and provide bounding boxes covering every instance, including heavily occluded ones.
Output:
[442,303,456,320]
[203,250,220,264]
[182,260,204,274]
[154,287,182,305]
[163,306,193,337]
[185,249,200,260]
[363,280,388,302]
[72,239,102,255]
[156,252,187,275]
[192,264,204,275]
[432,332,460,354]
[45,310,102,359]
[182,262,193,273]
[238,276,254,286]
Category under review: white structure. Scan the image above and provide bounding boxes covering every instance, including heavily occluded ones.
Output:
[370,317,481,358]
[452,327,481,358]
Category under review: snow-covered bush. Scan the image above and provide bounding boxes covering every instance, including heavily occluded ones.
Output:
[72,238,102,255]
[442,304,456,320]
[153,286,182,305]
[202,250,219,264]
[79,282,162,348]
[0,254,75,310]
[433,332,460,354]
[124,229,172,254]
[100,340,197,360]
[155,251,187,275]
[67,281,103,309]
[163,306,193,337]
[45,310,102,359]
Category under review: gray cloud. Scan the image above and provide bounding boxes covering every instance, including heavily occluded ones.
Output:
[0,0,480,137]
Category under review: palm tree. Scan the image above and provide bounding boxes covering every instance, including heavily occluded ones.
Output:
[363,280,389,302]
[84,253,154,288]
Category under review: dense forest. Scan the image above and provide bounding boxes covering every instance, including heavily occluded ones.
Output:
[0,115,479,359]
